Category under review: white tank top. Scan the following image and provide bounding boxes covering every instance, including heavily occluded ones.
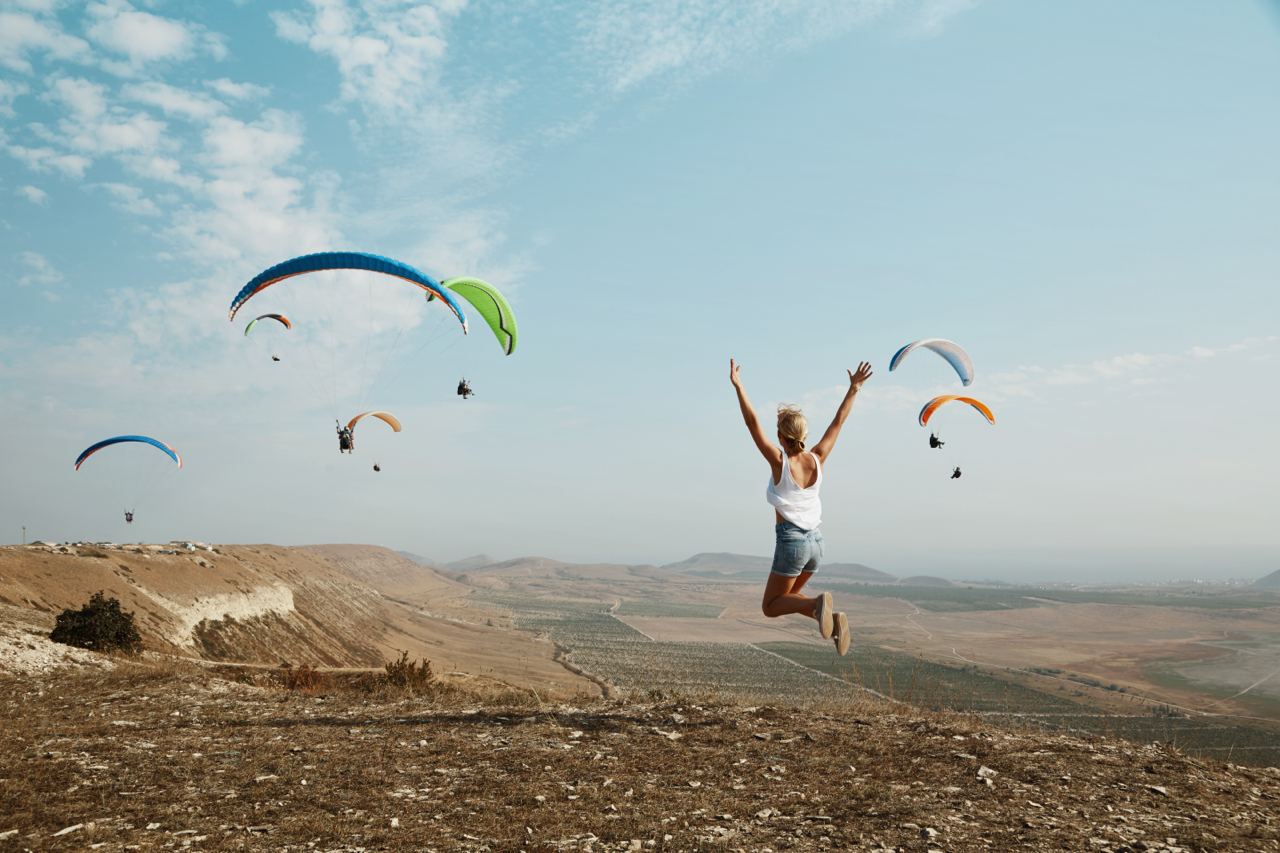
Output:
[766,452,822,530]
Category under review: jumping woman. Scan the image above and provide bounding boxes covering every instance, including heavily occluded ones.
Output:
[730,358,873,656]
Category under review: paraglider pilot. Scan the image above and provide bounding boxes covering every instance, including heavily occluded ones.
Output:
[373,463,381,473]
[951,466,962,480]
[929,433,945,449]
[336,421,354,454]
[457,378,473,399]
[124,511,134,524]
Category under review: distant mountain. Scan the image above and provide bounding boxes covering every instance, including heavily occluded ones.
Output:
[662,552,894,582]
[661,553,771,576]
[446,554,497,572]
[1255,569,1280,590]
[396,551,439,568]
[824,562,896,582]
[899,575,956,587]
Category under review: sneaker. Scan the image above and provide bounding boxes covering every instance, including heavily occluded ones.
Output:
[833,612,851,656]
[815,591,833,639]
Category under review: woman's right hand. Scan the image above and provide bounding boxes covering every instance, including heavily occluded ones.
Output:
[730,358,743,389]
[848,361,873,390]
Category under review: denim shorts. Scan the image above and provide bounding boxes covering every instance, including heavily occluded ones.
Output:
[771,521,823,577]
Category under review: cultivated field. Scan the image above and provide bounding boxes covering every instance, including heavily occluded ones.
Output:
[472,568,1280,767]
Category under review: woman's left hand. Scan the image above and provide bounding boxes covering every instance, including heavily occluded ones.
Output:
[849,361,873,390]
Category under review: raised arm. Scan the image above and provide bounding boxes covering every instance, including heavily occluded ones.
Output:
[730,359,782,468]
[811,361,873,462]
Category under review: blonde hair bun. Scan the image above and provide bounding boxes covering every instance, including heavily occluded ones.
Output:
[777,405,808,453]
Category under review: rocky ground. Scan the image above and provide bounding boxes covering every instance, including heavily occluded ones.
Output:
[1,663,1277,852]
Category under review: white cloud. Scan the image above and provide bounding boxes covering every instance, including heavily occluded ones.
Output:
[46,75,168,157]
[0,78,29,116]
[121,153,201,191]
[17,185,48,205]
[206,78,270,101]
[979,337,1280,403]
[162,110,339,265]
[271,0,461,114]
[575,1,895,95]
[7,143,92,177]
[85,0,224,71]
[123,80,224,121]
[98,181,160,216]
[16,251,64,298]
[0,10,91,74]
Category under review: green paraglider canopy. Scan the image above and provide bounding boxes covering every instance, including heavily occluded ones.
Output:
[435,277,518,355]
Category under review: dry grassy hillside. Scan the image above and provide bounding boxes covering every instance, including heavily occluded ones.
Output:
[0,543,592,697]
[1,663,1277,851]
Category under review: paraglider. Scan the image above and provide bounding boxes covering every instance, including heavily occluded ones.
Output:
[243,313,292,335]
[457,378,473,399]
[951,466,962,480]
[75,436,182,525]
[229,252,469,335]
[929,433,945,449]
[244,314,291,363]
[429,277,518,355]
[346,411,402,444]
[336,422,354,454]
[75,435,182,470]
[918,395,995,428]
[373,463,381,473]
[889,339,974,386]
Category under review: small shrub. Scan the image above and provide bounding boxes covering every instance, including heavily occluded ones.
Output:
[383,651,435,692]
[50,591,142,654]
[275,662,325,692]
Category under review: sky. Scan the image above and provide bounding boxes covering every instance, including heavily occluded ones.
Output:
[2,0,1278,583]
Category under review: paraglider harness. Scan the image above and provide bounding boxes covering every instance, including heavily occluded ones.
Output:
[337,422,354,453]
[951,467,962,480]
[457,378,473,400]
[929,433,945,449]
[124,510,134,524]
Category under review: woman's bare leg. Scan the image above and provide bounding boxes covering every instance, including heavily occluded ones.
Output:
[761,572,819,619]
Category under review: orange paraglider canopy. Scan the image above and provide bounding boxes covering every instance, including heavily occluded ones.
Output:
[918,395,995,428]
[347,411,402,433]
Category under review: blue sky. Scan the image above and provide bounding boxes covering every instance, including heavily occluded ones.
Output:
[2,0,1278,582]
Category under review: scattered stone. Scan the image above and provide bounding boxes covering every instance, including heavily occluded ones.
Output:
[1147,785,1169,797]
[52,824,83,837]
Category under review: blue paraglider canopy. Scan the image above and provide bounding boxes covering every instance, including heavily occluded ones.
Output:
[75,435,182,470]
